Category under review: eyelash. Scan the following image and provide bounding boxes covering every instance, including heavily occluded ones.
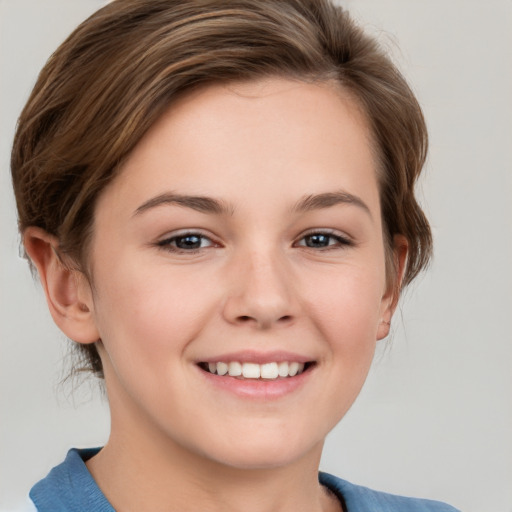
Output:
[156,232,217,253]
[294,231,353,250]
[156,230,353,254]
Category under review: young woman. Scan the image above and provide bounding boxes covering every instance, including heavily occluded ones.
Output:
[11,1,459,510]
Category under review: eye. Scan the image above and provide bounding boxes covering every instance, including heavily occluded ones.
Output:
[295,231,352,249]
[157,232,216,252]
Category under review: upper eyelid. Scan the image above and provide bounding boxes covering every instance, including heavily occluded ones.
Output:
[295,228,353,241]
[157,229,214,240]
[156,230,219,248]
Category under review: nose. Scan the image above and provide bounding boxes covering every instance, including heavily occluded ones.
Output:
[222,249,297,329]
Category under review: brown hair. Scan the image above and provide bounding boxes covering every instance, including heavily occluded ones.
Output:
[11,0,432,378]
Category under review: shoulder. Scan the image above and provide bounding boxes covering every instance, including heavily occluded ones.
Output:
[29,448,113,512]
[319,472,461,512]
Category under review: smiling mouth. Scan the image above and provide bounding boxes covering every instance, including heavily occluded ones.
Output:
[198,361,315,380]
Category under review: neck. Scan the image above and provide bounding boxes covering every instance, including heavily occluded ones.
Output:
[87,417,339,512]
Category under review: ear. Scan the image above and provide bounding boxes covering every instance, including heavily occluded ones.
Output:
[23,226,100,344]
[377,235,408,340]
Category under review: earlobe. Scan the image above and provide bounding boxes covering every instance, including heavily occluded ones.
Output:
[23,227,100,345]
[377,235,408,341]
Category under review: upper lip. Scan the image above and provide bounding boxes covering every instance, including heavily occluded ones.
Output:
[196,350,314,365]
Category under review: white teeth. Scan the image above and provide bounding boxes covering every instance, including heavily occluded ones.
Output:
[277,361,289,377]
[228,361,242,376]
[288,362,299,376]
[216,362,228,375]
[242,363,260,379]
[205,360,308,379]
[260,362,278,379]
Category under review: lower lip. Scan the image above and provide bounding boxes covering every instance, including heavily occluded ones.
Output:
[197,366,314,399]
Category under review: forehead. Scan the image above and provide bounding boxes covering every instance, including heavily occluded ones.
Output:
[97,78,379,216]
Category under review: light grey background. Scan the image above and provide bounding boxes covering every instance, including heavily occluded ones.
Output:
[1,1,511,511]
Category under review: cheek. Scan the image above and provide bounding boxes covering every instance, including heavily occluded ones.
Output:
[90,257,216,367]
[300,261,385,356]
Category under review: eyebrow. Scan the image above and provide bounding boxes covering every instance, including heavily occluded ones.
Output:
[293,191,372,217]
[133,193,233,216]
[134,190,371,218]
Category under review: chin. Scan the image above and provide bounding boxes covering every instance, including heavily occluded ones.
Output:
[209,449,310,471]
[192,429,324,471]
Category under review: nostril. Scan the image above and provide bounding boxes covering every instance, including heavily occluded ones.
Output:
[233,313,294,326]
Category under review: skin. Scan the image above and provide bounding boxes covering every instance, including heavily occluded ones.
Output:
[25,78,406,512]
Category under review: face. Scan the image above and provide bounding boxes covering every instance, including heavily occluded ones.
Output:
[84,78,397,470]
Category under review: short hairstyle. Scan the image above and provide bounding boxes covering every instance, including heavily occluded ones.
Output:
[11,0,432,378]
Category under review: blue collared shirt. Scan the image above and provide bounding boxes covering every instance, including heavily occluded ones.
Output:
[28,448,460,512]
